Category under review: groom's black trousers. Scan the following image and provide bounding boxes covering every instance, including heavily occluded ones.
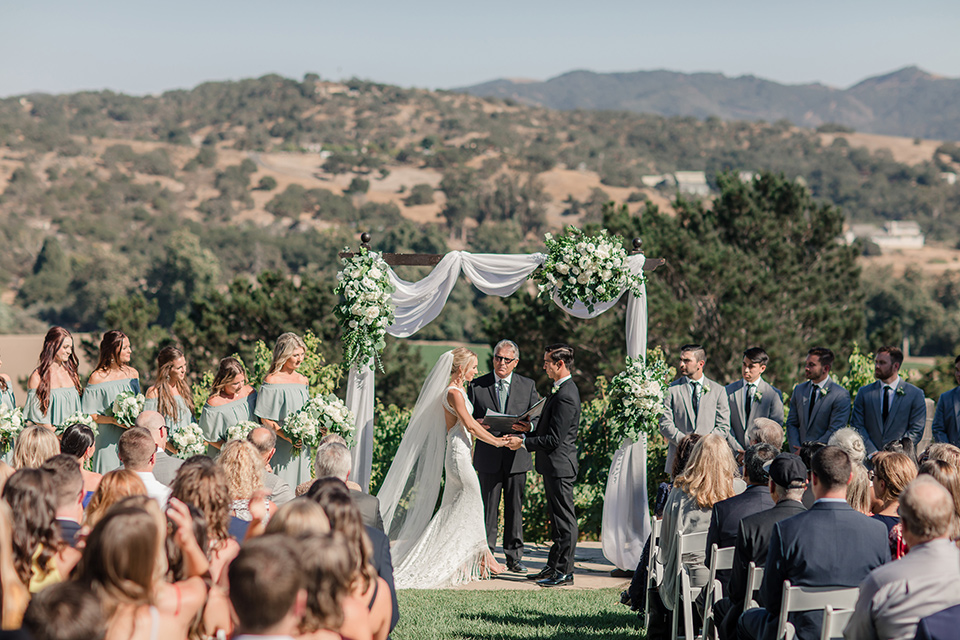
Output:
[479,470,526,565]
[543,474,577,574]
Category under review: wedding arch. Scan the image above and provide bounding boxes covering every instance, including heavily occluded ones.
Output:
[339,232,663,571]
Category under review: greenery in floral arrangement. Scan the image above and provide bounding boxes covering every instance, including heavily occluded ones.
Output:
[282,393,356,452]
[191,370,217,420]
[0,406,24,453]
[169,423,205,459]
[533,227,645,314]
[57,412,98,436]
[334,248,396,371]
[606,347,672,443]
[110,391,145,427]
[225,420,261,442]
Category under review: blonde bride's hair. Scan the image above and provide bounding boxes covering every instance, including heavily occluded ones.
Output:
[449,348,477,384]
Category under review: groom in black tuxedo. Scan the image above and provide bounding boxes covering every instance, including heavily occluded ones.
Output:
[468,339,541,574]
[507,343,580,587]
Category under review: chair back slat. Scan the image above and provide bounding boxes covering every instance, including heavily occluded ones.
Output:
[745,562,764,610]
[777,580,860,640]
[820,605,854,640]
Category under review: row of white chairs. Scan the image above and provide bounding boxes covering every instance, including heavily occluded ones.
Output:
[643,520,857,640]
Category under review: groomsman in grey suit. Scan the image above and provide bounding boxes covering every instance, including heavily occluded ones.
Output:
[931,354,960,446]
[659,344,731,472]
[785,347,850,452]
[725,347,784,451]
[851,346,926,458]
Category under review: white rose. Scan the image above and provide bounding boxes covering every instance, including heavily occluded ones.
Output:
[365,307,380,320]
[361,277,375,288]
[568,276,577,284]
[369,267,382,279]
[577,273,589,285]
[556,263,569,275]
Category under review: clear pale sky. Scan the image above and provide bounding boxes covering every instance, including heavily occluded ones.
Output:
[1,0,956,98]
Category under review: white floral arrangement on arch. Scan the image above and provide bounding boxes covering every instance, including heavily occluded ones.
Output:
[534,227,645,313]
[169,423,205,459]
[111,391,145,428]
[58,412,98,437]
[225,420,261,443]
[607,348,671,443]
[283,393,356,452]
[334,247,396,371]
[0,405,24,452]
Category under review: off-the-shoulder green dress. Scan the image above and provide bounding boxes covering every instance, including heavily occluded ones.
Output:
[144,395,194,435]
[254,383,311,487]
[24,387,81,428]
[198,392,258,458]
[83,378,141,474]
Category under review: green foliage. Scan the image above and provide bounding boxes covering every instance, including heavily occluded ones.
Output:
[838,343,875,402]
[403,183,435,206]
[370,400,412,494]
[256,175,277,191]
[191,370,216,418]
[146,230,221,327]
[346,177,369,194]
[17,237,70,308]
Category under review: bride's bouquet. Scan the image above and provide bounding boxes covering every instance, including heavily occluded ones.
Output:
[225,420,261,443]
[111,391,145,427]
[169,422,206,459]
[0,405,24,452]
[283,394,356,452]
[607,349,671,443]
[58,412,98,437]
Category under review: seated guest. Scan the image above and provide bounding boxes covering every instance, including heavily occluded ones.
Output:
[716,453,807,640]
[918,459,960,539]
[247,427,294,506]
[307,442,384,531]
[12,425,58,470]
[218,439,276,524]
[22,581,105,640]
[915,604,960,640]
[134,410,183,486]
[847,464,873,514]
[828,427,867,466]
[844,476,960,640]
[746,418,784,449]
[921,442,960,468]
[797,441,826,508]
[118,426,171,506]
[0,501,29,630]
[58,423,102,506]
[870,451,918,558]
[265,498,331,538]
[82,469,147,531]
[228,535,308,640]
[300,533,374,640]
[738,446,890,640]
[39,455,85,547]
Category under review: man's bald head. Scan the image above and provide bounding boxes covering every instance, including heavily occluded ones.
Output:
[248,427,277,465]
[899,475,955,544]
[135,410,167,448]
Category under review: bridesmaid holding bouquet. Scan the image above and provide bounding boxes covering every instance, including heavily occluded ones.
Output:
[199,357,257,458]
[144,346,195,435]
[24,327,82,430]
[82,330,141,473]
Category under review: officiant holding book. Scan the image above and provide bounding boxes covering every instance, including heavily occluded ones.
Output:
[468,339,541,574]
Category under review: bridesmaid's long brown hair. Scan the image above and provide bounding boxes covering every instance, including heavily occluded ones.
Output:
[93,330,131,375]
[152,346,193,422]
[36,326,82,413]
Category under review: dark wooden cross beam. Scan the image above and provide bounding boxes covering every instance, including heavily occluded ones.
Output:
[338,233,666,270]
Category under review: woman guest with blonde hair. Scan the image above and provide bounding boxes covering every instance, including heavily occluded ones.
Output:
[199,357,257,457]
[24,327,82,431]
[871,451,918,558]
[82,469,147,531]
[218,439,276,525]
[82,330,140,473]
[12,425,59,470]
[254,332,311,486]
[144,346,195,436]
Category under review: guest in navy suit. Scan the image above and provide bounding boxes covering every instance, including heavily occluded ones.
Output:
[738,446,890,640]
[931,354,960,447]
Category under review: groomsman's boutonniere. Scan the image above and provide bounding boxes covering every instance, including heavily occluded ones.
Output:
[753,388,763,403]
[551,384,561,394]
[819,384,830,396]
[702,382,711,394]
[896,385,905,396]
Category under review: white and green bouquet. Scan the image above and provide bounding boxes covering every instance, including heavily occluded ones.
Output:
[169,422,206,459]
[607,350,671,443]
[111,391,145,427]
[283,393,356,452]
[334,247,396,371]
[58,412,98,437]
[225,420,261,443]
[534,227,645,313]
[0,405,24,452]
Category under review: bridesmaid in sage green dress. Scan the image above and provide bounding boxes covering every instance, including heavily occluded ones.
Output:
[83,330,141,473]
[199,357,257,458]
[144,346,196,442]
[255,332,311,487]
[0,352,17,463]
[24,327,82,431]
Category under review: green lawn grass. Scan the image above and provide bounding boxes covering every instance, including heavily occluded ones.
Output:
[409,342,495,375]
[393,588,644,640]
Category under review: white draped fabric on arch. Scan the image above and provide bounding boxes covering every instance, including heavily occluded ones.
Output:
[344,250,652,571]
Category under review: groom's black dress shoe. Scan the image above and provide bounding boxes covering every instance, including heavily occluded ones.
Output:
[526,566,557,581]
[507,561,528,574]
[537,572,574,587]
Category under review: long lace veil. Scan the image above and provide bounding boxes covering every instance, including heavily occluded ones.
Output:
[377,350,454,565]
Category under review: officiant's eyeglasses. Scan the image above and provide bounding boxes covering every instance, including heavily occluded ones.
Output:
[493,355,517,363]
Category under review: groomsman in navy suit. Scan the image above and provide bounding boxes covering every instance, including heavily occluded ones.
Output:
[785,347,850,452]
[851,346,926,459]
[725,347,784,452]
[932,355,960,446]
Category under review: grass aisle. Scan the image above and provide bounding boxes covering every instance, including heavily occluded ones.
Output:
[393,587,644,640]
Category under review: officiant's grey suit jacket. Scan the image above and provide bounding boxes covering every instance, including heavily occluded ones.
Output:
[851,379,926,455]
[725,378,784,451]
[785,378,850,450]
[659,375,730,472]
[932,386,960,446]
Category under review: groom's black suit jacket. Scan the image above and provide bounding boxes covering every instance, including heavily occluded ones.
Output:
[524,378,580,478]
[469,372,538,475]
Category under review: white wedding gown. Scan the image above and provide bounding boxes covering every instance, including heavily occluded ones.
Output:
[391,386,493,589]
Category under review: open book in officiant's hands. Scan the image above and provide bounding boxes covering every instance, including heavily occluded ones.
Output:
[480,397,546,434]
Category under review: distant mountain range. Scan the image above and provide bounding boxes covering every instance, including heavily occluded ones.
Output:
[456,66,960,141]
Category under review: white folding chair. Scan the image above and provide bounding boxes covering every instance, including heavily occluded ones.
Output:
[671,530,709,640]
[643,517,663,633]
[745,562,764,611]
[775,580,860,640]
[702,543,735,640]
[820,605,854,640]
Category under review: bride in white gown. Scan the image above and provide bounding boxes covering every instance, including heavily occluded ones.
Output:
[378,348,509,589]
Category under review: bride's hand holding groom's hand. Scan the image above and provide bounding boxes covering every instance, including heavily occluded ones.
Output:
[503,435,523,450]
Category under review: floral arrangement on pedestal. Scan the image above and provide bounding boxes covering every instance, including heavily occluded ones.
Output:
[533,227,645,313]
[334,248,396,371]
[111,391,146,428]
[169,423,205,459]
[283,394,357,452]
[0,405,24,453]
[225,420,261,443]
[607,348,671,443]
[58,412,98,437]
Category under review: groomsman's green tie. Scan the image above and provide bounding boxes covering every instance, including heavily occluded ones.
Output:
[496,379,505,413]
